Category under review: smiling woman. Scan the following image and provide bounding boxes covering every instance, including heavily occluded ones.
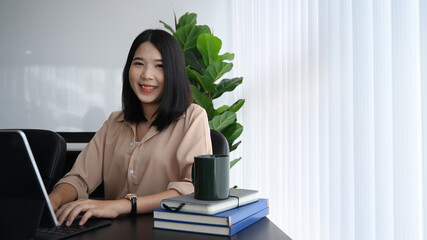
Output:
[48,29,212,226]
[129,42,165,116]
[121,30,193,132]
[128,41,166,142]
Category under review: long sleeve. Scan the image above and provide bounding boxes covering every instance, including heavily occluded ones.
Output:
[54,120,109,199]
[167,105,213,195]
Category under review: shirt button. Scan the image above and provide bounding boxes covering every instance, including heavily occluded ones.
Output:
[129,169,134,175]
[130,142,133,146]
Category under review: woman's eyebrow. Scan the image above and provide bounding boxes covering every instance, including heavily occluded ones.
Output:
[132,57,163,62]
[132,57,143,61]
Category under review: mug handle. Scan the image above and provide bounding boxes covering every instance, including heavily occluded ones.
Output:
[191,163,195,185]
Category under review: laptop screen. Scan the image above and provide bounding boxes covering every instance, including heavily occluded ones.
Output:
[0,130,58,239]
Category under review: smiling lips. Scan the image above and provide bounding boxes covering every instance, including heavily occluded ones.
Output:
[139,84,158,93]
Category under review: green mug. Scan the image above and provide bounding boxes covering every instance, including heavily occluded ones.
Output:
[192,154,230,200]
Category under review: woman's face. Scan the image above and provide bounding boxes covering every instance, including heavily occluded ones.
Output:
[129,41,165,108]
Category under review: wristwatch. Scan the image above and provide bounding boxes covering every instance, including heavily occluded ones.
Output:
[125,193,137,215]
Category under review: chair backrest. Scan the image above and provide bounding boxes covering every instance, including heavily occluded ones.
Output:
[20,129,67,193]
[210,129,229,155]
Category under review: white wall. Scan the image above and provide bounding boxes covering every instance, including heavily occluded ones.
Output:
[0,0,233,132]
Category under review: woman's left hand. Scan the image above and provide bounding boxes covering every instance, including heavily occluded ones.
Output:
[55,198,129,226]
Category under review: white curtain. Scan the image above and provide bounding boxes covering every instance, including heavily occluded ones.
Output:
[230,0,427,239]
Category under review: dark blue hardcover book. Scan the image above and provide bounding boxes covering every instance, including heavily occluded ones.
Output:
[153,206,269,236]
[153,198,269,226]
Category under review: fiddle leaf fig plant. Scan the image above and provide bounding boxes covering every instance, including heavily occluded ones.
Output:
[161,12,244,168]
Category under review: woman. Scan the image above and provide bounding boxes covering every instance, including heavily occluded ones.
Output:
[49,29,212,226]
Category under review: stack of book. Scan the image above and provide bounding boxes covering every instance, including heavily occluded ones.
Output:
[153,188,269,237]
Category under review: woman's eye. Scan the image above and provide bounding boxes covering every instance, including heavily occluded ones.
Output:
[133,62,143,66]
[156,64,164,68]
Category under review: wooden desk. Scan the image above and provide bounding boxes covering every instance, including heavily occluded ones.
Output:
[66,213,292,240]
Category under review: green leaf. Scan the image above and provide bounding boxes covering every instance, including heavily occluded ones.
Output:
[213,77,243,99]
[209,111,236,132]
[191,85,214,117]
[202,62,233,93]
[214,105,229,115]
[228,99,245,113]
[187,64,217,94]
[201,77,217,94]
[230,140,242,152]
[197,33,222,67]
[174,24,210,54]
[187,67,215,94]
[177,12,197,29]
[230,157,242,168]
[219,52,235,61]
[195,62,235,97]
[159,20,175,34]
[187,67,203,85]
[185,51,204,74]
[222,123,243,145]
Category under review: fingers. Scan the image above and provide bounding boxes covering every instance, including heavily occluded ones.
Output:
[66,205,88,226]
[56,199,92,226]
[79,211,94,226]
[55,199,120,226]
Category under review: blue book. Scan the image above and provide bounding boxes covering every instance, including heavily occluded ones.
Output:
[153,206,269,236]
[154,198,268,226]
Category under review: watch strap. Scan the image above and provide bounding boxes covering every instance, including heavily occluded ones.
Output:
[125,194,137,215]
[129,196,137,215]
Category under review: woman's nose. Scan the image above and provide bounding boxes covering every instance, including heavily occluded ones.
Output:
[141,66,154,79]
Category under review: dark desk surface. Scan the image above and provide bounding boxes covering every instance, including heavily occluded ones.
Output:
[67,213,292,240]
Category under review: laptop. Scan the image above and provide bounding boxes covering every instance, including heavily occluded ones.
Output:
[0,130,111,239]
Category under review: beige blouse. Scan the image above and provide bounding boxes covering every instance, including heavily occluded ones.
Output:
[56,104,212,200]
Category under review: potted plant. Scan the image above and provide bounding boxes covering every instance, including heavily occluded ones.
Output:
[160,12,244,167]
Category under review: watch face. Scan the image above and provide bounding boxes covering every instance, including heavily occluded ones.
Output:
[125,193,137,200]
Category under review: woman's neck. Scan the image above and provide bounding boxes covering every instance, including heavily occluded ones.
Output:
[141,103,159,122]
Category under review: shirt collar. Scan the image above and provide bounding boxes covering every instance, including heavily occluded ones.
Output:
[115,110,186,123]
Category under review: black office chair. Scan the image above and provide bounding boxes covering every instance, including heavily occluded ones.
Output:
[20,129,67,193]
[210,129,229,155]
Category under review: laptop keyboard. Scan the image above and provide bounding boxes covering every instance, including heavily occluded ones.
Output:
[38,223,89,235]
[35,218,111,239]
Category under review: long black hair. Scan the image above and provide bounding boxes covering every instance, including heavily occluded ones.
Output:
[122,29,192,131]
